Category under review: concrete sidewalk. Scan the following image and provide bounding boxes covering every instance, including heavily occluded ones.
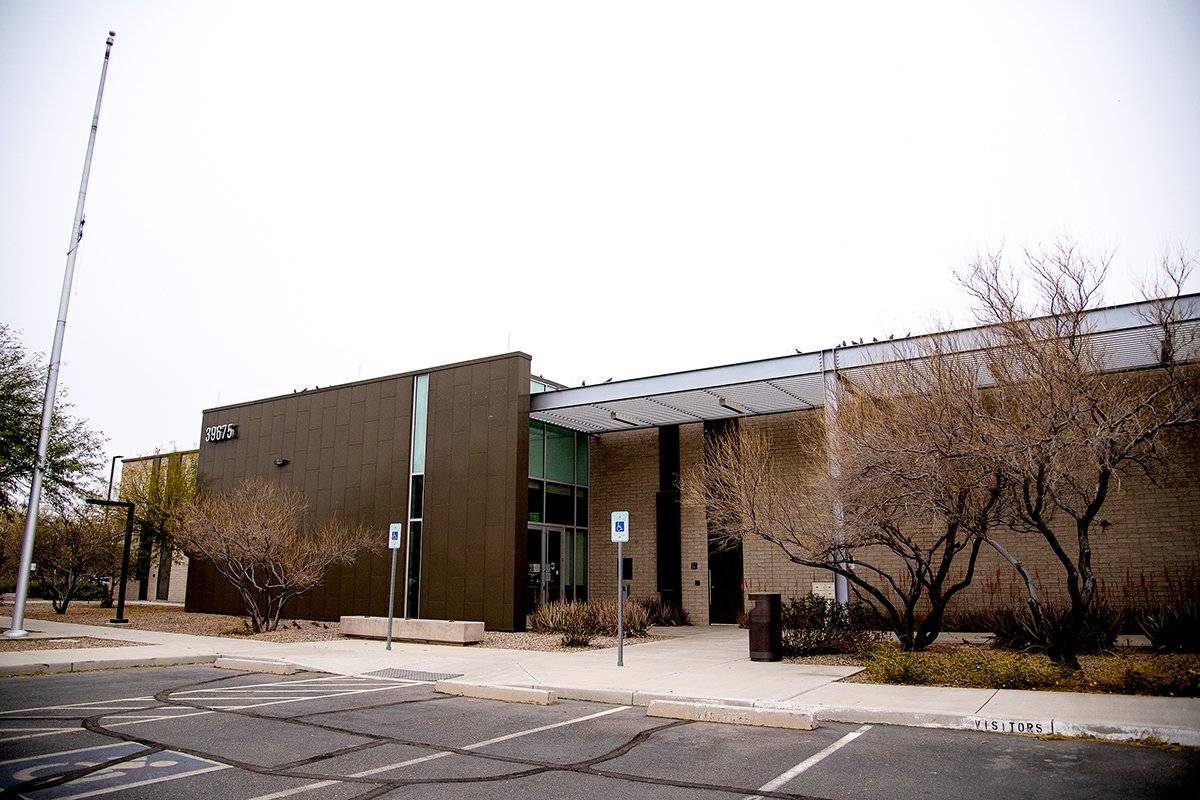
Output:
[2,615,1197,747]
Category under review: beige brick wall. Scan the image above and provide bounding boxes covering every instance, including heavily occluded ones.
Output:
[680,423,710,623]
[588,427,659,604]
[591,409,1199,622]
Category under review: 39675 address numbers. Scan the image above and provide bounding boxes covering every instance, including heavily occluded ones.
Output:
[204,423,238,443]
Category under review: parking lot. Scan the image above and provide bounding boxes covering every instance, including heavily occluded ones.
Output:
[0,666,1195,799]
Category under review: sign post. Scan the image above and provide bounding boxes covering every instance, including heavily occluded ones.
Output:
[386,523,403,651]
[611,511,629,667]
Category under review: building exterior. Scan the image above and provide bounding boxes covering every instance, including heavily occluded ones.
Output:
[187,298,1200,629]
[119,449,198,604]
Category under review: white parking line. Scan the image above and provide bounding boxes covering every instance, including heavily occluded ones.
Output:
[245,704,634,800]
[0,678,418,744]
[0,727,90,744]
[0,697,155,717]
[743,724,873,799]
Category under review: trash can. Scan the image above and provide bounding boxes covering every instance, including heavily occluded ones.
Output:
[748,592,782,662]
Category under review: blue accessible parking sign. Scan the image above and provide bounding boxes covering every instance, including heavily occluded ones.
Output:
[610,511,629,543]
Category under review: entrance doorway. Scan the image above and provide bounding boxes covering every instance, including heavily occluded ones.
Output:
[708,540,744,624]
[527,526,564,610]
[525,526,588,620]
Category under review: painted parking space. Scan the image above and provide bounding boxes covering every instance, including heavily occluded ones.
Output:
[0,742,148,788]
[3,666,1195,800]
[168,674,423,711]
[22,749,226,800]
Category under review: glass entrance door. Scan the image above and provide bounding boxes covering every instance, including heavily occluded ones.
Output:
[526,527,564,612]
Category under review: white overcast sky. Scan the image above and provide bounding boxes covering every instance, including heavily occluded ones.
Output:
[1,1,1198,469]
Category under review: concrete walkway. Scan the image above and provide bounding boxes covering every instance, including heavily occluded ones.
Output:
[2,614,1197,747]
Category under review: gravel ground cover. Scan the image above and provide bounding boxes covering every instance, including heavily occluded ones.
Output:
[0,635,141,652]
[2,601,659,652]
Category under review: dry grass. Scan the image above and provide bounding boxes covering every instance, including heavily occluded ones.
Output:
[844,642,1200,696]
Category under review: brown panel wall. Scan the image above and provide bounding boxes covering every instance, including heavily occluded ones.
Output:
[188,353,531,630]
[422,355,529,630]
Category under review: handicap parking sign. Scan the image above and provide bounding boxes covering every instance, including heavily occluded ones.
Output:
[610,511,629,543]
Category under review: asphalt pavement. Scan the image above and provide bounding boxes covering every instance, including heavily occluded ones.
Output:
[1,608,1197,747]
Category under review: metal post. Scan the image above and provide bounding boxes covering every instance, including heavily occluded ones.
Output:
[617,540,624,667]
[112,505,133,624]
[84,499,133,625]
[6,31,117,638]
[822,350,851,606]
[386,547,397,651]
[107,455,122,501]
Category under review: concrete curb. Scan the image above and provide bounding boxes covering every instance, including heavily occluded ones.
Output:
[0,655,217,677]
[633,691,755,708]
[435,680,557,705]
[1050,721,1200,748]
[537,686,635,706]
[648,699,817,730]
[214,657,298,675]
[809,706,1200,747]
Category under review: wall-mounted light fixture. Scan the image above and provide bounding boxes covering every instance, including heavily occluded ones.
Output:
[718,397,751,414]
[274,458,290,467]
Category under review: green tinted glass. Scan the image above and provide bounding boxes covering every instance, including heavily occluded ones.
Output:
[528,421,544,478]
[546,424,574,483]
[411,374,429,474]
[575,434,588,485]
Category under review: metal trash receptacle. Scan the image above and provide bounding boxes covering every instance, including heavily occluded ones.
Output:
[748,592,782,662]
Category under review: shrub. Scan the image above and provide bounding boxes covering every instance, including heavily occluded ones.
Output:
[780,594,882,656]
[530,600,573,634]
[530,599,650,642]
[591,598,651,637]
[640,597,691,627]
[861,646,936,684]
[1138,600,1200,653]
[559,601,596,647]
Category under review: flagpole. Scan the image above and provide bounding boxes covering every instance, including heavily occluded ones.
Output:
[5,30,117,638]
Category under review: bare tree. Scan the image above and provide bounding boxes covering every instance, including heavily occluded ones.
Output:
[178,478,376,632]
[684,340,1004,651]
[33,507,123,614]
[963,240,1198,667]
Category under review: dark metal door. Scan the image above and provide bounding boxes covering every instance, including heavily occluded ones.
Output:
[708,541,744,624]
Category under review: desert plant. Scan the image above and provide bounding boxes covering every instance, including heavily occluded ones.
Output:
[1138,600,1200,653]
[985,602,1120,659]
[530,599,651,640]
[530,600,572,633]
[591,598,651,637]
[640,597,691,627]
[559,601,596,647]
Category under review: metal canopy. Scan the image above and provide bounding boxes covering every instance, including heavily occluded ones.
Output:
[529,296,1200,434]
